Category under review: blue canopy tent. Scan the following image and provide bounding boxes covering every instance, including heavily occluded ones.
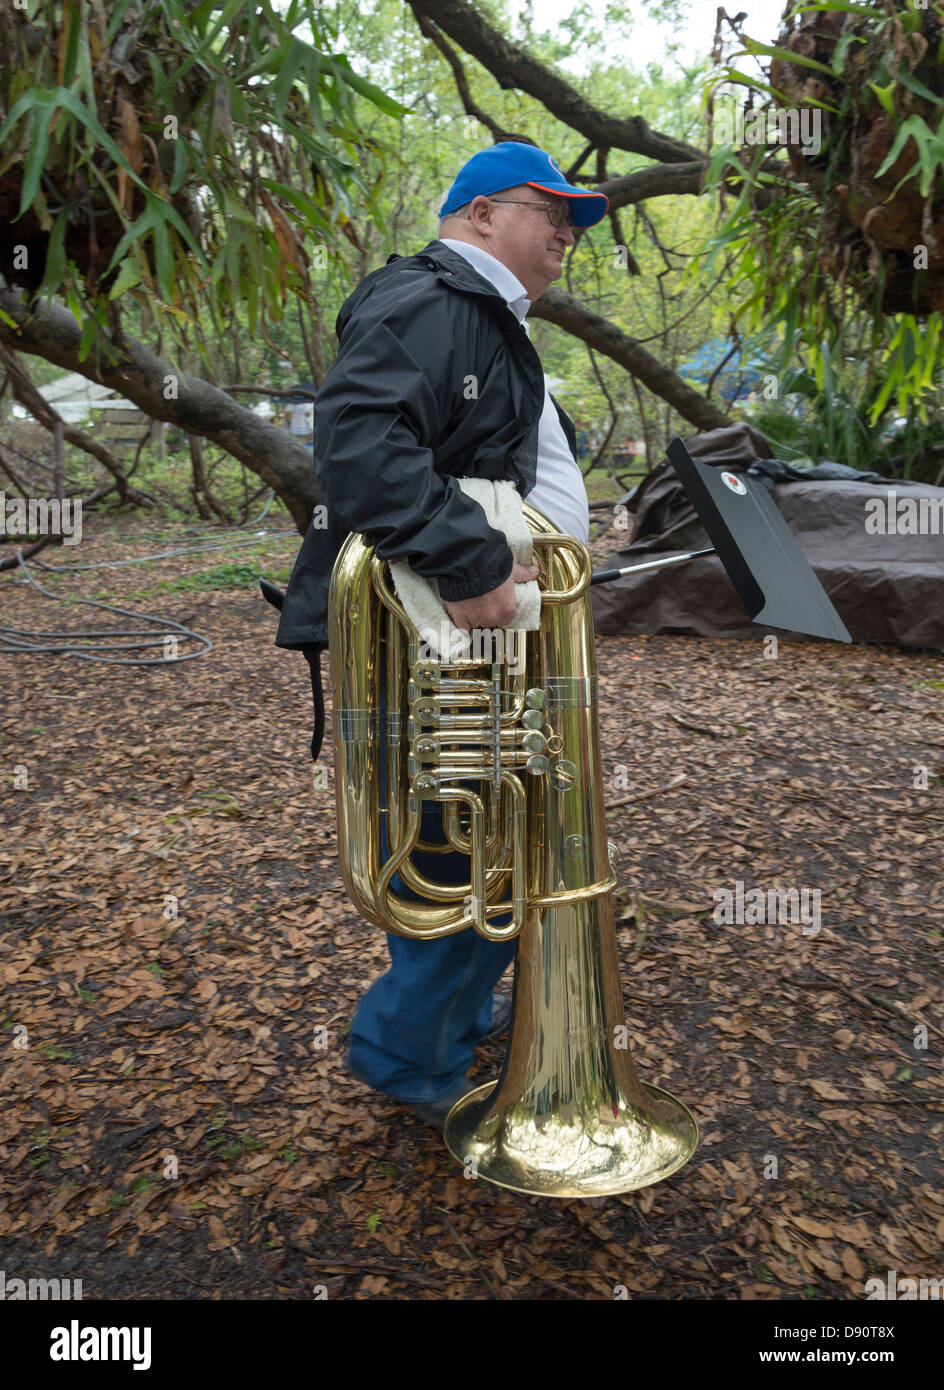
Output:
[680,339,767,403]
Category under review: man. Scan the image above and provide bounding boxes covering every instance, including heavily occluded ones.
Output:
[274,141,608,1127]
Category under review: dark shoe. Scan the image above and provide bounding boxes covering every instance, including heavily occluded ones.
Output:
[406,1079,479,1131]
[343,1048,370,1087]
[483,990,513,1042]
[344,1050,476,1132]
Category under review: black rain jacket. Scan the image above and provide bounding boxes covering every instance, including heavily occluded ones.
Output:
[274,238,578,654]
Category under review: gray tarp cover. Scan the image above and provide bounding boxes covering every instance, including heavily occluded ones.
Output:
[590,423,944,649]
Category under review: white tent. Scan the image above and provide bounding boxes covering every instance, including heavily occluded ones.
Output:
[15,373,141,424]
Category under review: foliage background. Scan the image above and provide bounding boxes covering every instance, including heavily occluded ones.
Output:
[3,0,944,523]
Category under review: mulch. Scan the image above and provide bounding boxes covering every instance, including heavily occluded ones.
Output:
[1,511,942,1299]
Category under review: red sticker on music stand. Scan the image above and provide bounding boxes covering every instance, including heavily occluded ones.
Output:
[721,472,747,495]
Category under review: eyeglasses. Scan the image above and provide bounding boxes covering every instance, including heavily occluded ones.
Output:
[480,198,573,230]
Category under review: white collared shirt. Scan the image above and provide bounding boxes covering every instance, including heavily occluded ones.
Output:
[438,238,590,544]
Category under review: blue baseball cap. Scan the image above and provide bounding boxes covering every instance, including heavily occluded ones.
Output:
[439,142,609,228]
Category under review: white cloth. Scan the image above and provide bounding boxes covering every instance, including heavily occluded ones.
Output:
[388,477,541,662]
[439,238,590,544]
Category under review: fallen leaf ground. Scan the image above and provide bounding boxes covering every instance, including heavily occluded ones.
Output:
[1,513,942,1300]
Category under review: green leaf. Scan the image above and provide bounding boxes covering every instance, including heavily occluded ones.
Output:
[170,136,189,196]
[245,271,257,337]
[331,53,412,116]
[103,203,157,279]
[867,82,897,120]
[19,101,57,216]
[271,40,306,120]
[36,208,69,297]
[305,51,328,142]
[875,115,929,180]
[895,68,943,107]
[153,196,207,266]
[74,16,98,112]
[243,31,295,81]
[260,179,331,232]
[701,141,739,191]
[153,0,247,101]
[108,258,141,300]
[734,36,837,77]
[191,0,220,28]
[715,70,796,105]
[794,1,876,14]
[832,32,866,77]
[16,87,152,204]
[78,312,98,363]
[153,218,171,299]
[61,0,81,87]
[65,284,83,324]
[902,316,918,375]
[0,89,43,159]
[145,49,168,93]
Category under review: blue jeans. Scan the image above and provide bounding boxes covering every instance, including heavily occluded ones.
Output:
[346,674,517,1103]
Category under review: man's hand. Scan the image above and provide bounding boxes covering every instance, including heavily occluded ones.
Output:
[444,561,539,632]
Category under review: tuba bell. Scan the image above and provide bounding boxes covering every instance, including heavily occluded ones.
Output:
[327,501,698,1197]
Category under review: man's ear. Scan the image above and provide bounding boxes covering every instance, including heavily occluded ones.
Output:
[467,194,491,225]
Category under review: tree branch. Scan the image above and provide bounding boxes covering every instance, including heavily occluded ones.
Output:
[596,157,787,214]
[188,432,231,524]
[409,0,705,164]
[596,162,706,209]
[410,7,535,145]
[0,282,318,532]
[529,287,729,434]
[0,441,33,497]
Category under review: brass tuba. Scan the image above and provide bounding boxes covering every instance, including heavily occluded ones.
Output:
[328,501,697,1197]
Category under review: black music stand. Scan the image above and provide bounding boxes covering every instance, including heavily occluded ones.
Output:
[591,437,852,644]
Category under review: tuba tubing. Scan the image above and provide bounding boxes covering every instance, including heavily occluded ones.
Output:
[328,502,698,1196]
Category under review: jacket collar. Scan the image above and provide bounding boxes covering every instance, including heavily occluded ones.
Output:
[436,239,530,321]
[388,239,516,305]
